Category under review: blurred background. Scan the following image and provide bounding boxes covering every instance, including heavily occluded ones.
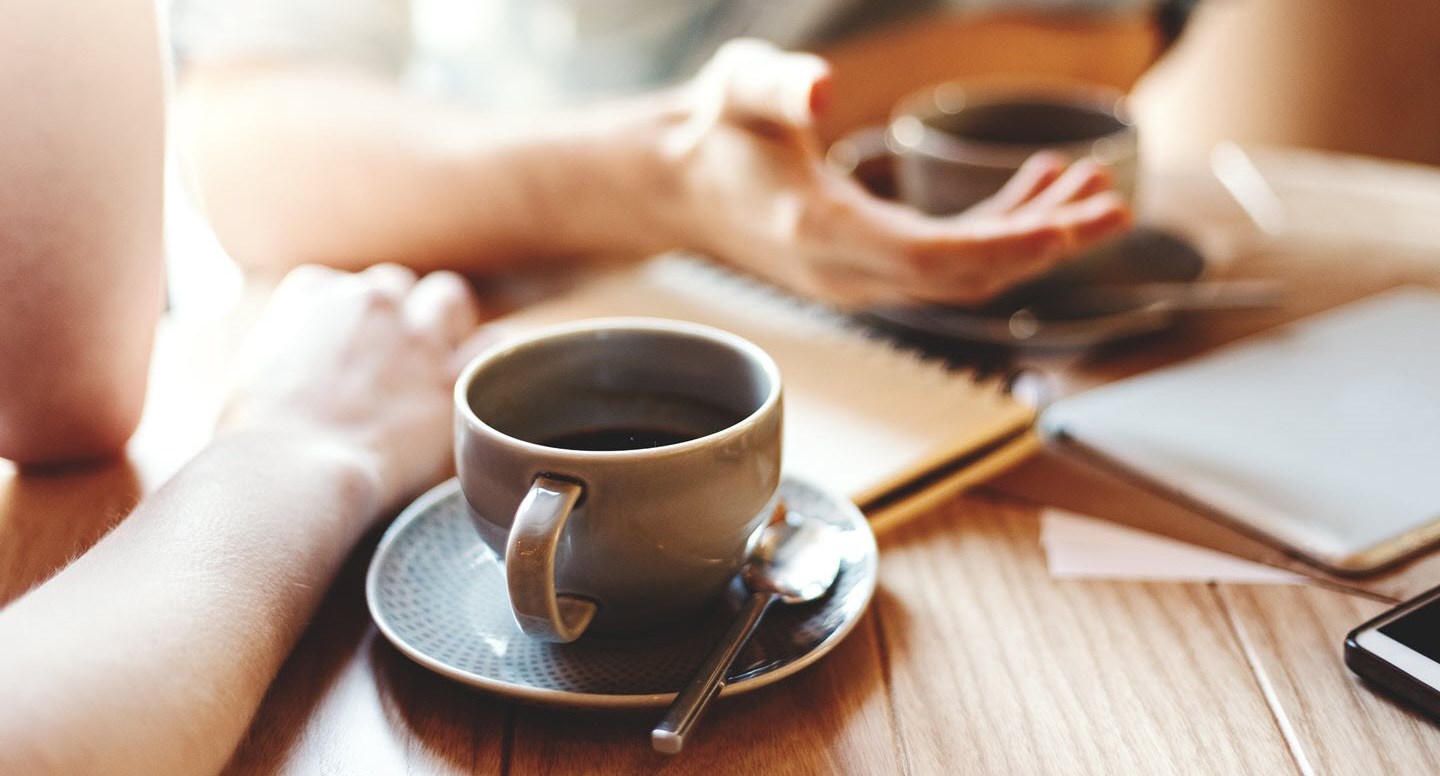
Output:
[160,0,1440,312]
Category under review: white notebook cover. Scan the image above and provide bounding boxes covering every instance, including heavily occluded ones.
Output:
[1040,286,1440,572]
[499,255,1035,523]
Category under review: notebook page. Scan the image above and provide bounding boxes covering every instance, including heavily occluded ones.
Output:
[500,255,1034,506]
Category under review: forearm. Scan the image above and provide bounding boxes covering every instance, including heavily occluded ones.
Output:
[177,66,687,277]
[0,0,167,464]
[0,432,380,776]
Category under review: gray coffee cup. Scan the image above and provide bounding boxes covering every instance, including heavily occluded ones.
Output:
[830,81,1138,216]
[454,317,783,643]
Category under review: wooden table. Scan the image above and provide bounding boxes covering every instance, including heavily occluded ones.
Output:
[4,148,1440,774]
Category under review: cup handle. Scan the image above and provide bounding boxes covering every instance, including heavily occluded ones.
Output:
[825,125,898,200]
[824,124,891,174]
[506,475,597,643]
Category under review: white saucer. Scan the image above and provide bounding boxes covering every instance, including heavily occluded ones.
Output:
[366,475,877,709]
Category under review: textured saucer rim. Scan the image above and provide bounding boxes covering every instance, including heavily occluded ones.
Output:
[864,227,1208,349]
[365,476,877,709]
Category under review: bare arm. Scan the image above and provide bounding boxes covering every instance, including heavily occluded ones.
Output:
[0,434,377,776]
[176,65,683,277]
[177,42,1130,306]
[0,0,167,464]
[0,265,480,776]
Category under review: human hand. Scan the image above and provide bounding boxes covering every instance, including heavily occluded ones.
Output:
[219,264,481,513]
[663,39,1133,306]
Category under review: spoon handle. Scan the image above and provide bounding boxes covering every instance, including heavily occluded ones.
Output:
[1074,281,1285,312]
[652,591,775,754]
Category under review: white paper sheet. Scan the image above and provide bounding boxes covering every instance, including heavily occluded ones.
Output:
[1039,509,1308,585]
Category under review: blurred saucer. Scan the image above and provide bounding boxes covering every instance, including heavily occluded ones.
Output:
[366,476,877,709]
[866,227,1208,349]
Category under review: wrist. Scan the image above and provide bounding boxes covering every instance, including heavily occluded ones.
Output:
[205,428,385,541]
[598,89,695,256]
[455,90,693,261]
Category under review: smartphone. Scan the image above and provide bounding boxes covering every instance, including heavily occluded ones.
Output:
[1345,584,1440,720]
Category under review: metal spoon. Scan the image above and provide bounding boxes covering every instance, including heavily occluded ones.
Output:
[651,513,843,754]
[1056,280,1285,313]
[1004,280,1285,342]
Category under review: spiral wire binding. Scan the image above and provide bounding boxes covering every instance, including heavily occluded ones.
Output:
[652,252,1016,398]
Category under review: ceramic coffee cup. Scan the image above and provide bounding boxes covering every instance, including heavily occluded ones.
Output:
[454,317,783,643]
[829,80,1138,216]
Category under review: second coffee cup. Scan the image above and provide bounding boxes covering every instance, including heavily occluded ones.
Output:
[454,317,783,643]
[830,80,1138,216]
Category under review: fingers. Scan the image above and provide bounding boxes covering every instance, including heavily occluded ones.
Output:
[1049,191,1133,252]
[698,38,832,131]
[270,263,341,301]
[900,224,1069,304]
[399,270,487,382]
[901,160,1128,302]
[360,262,419,299]
[279,263,483,360]
[966,151,1068,216]
[922,194,1130,302]
[403,270,481,348]
[965,156,1115,227]
[1015,158,1113,215]
[829,175,1133,305]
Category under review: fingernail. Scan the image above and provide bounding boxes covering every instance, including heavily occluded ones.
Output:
[1029,150,1067,167]
[808,75,833,120]
[786,58,830,127]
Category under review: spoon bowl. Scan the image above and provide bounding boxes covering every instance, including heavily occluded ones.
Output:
[743,517,844,604]
[652,510,844,754]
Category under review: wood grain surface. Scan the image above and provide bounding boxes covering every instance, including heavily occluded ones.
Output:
[879,495,1294,775]
[507,616,897,776]
[1218,585,1440,775]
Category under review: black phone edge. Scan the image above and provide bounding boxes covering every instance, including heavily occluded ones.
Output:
[1344,588,1440,722]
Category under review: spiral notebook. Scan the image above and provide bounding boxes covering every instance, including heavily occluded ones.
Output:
[500,254,1038,532]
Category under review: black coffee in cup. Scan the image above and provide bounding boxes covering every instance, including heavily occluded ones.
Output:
[465,328,759,456]
[927,100,1130,146]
